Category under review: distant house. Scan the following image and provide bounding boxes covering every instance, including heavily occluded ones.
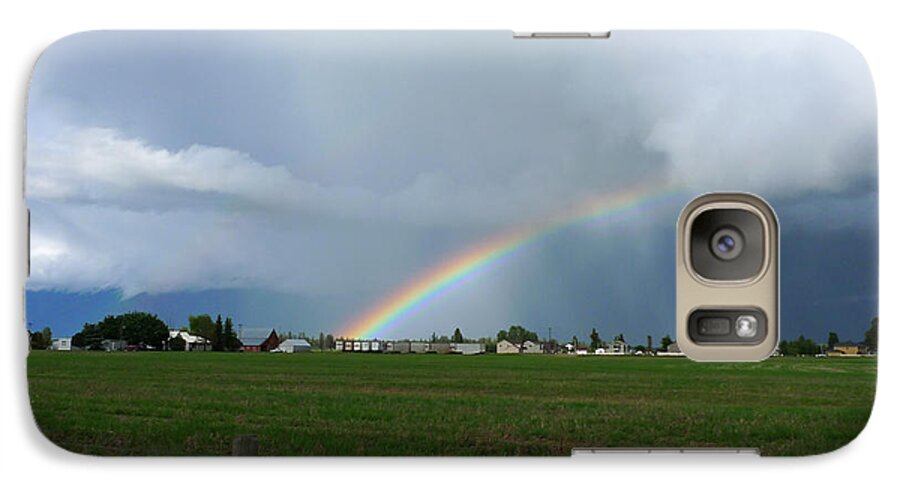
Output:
[497,339,542,354]
[50,338,72,351]
[410,341,430,353]
[278,339,312,353]
[167,330,212,352]
[657,342,685,357]
[451,342,485,355]
[828,341,867,357]
[605,339,629,355]
[575,348,589,356]
[430,342,452,354]
[497,339,519,354]
[101,339,127,352]
[238,328,280,352]
[522,341,542,354]
[387,341,411,353]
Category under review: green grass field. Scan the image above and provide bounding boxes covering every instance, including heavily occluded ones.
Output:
[27,352,876,456]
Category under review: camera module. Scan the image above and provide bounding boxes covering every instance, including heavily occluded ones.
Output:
[689,208,765,281]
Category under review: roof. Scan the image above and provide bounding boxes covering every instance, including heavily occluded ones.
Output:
[280,339,311,347]
[835,341,863,347]
[238,328,277,346]
[169,330,210,344]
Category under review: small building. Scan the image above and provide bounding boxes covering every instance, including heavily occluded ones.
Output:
[50,338,72,351]
[167,330,211,351]
[353,341,362,352]
[371,340,383,352]
[575,348,589,356]
[238,328,280,352]
[657,342,685,357]
[361,341,371,352]
[335,340,345,351]
[451,342,485,355]
[828,341,867,357]
[387,341,411,353]
[497,339,541,354]
[430,342,452,354]
[605,339,629,355]
[497,339,520,354]
[101,339,127,352]
[278,339,312,353]
[410,342,430,353]
[522,341,542,354]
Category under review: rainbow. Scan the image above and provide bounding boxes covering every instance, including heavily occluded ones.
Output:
[341,183,684,339]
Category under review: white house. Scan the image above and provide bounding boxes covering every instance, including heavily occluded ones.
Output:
[50,338,72,351]
[497,339,519,354]
[451,342,485,355]
[497,340,542,354]
[605,339,629,355]
[168,330,212,352]
[277,339,312,353]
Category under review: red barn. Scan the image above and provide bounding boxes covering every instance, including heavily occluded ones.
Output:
[238,328,280,352]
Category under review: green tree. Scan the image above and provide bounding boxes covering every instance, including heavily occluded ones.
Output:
[827,331,840,349]
[659,335,674,352]
[319,332,326,350]
[213,315,225,351]
[589,328,602,351]
[224,317,240,351]
[87,312,168,349]
[71,331,86,348]
[779,335,819,356]
[452,328,464,343]
[167,335,186,351]
[41,326,53,347]
[325,334,335,350]
[29,331,47,350]
[864,317,878,353]
[79,322,104,350]
[188,314,216,342]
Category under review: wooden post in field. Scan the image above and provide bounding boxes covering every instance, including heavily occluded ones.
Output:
[232,434,259,456]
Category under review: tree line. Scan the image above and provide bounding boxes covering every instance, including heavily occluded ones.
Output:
[29,313,879,355]
[778,318,878,356]
[41,311,246,351]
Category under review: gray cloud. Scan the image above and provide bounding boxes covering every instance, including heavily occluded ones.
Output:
[26,31,877,339]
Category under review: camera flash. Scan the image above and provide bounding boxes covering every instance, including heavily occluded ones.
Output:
[735,315,758,338]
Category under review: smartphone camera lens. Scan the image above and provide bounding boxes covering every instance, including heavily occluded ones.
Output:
[689,208,764,281]
[710,227,743,261]
[735,315,758,339]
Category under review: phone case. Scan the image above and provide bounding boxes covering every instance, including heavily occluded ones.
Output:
[25,31,877,456]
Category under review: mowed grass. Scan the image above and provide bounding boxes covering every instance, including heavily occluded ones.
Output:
[27,352,875,456]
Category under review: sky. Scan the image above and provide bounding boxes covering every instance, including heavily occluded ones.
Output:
[25,31,877,343]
